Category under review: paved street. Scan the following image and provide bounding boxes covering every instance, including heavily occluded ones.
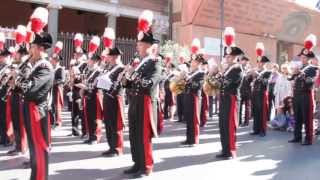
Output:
[1,111,320,180]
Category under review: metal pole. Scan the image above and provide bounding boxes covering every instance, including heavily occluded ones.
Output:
[220,0,224,62]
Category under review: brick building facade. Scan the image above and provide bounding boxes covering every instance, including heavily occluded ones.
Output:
[173,0,320,64]
[0,0,169,42]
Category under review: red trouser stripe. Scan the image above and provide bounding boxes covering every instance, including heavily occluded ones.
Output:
[201,93,209,125]
[229,95,237,156]
[192,94,200,144]
[29,102,48,180]
[143,95,153,171]
[262,91,269,133]
[116,96,124,153]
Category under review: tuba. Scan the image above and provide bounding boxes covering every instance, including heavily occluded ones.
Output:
[203,72,222,96]
[169,71,187,95]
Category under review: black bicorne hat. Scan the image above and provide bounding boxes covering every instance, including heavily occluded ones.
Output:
[31,32,53,50]
[108,47,123,56]
[138,31,160,44]
[258,56,270,63]
[223,46,244,57]
[90,54,101,61]
[298,48,315,59]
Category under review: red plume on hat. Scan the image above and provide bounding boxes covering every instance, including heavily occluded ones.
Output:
[103,27,115,50]
[88,36,100,55]
[0,32,5,51]
[304,34,317,51]
[256,42,264,57]
[54,41,63,54]
[15,25,27,45]
[30,7,48,34]
[191,38,201,54]
[224,27,235,47]
[137,10,154,40]
[74,33,83,52]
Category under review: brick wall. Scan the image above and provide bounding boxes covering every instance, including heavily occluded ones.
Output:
[174,0,320,63]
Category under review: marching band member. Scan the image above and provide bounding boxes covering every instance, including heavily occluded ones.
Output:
[70,34,88,137]
[77,54,103,145]
[163,56,176,121]
[122,9,161,177]
[200,60,209,127]
[6,46,29,156]
[98,47,125,157]
[238,56,252,126]
[251,42,272,137]
[176,52,190,122]
[0,48,13,146]
[288,34,318,145]
[50,43,65,127]
[180,48,205,146]
[216,27,244,159]
[21,31,54,180]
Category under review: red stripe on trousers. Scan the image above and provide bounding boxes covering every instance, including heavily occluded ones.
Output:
[229,95,237,157]
[56,87,64,125]
[95,93,103,142]
[201,93,209,126]
[29,102,48,180]
[192,94,200,144]
[262,91,269,133]
[143,95,154,171]
[19,101,28,153]
[307,90,314,144]
[116,96,124,153]
[5,94,14,140]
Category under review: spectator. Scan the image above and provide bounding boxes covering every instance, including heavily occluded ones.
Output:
[273,63,292,114]
[270,96,294,131]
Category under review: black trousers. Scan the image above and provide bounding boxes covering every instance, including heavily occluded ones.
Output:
[23,101,49,180]
[11,94,26,151]
[85,95,100,141]
[219,94,237,156]
[183,93,201,144]
[238,98,251,125]
[71,99,82,135]
[293,92,314,143]
[252,92,268,134]
[208,96,214,117]
[128,95,154,171]
[176,93,184,122]
[163,90,173,119]
[103,94,124,153]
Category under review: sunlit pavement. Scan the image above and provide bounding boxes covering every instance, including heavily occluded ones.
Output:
[1,110,320,180]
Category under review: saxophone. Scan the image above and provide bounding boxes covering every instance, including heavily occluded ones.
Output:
[203,72,222,96]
